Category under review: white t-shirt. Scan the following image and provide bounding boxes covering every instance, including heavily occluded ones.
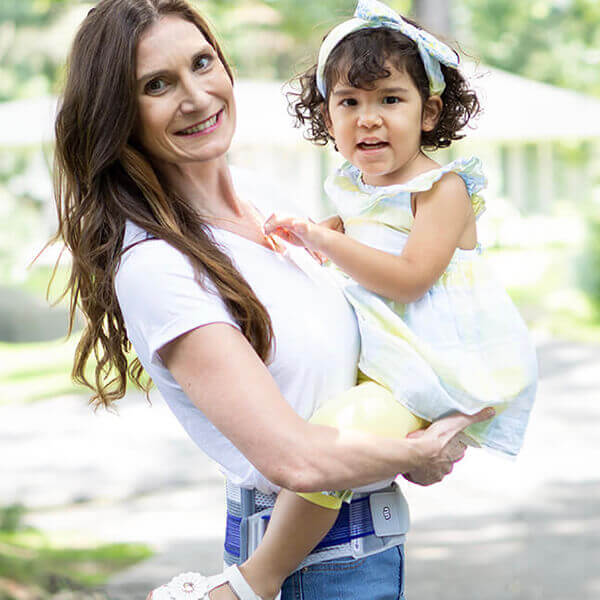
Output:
[115,168,360,494]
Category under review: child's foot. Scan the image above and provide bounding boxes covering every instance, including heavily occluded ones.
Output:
[209,583,279,600]
[145,585,240,600]
[147,566,279,600]
[238,563,282,600]
[208,584,240,599]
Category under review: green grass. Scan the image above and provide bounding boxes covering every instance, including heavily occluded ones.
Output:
[17,264,72,305]
[0,337,89,405]
[509,284,600,342]
[0,336,151,405]
[0,336,150,406]
[0,528,152,596]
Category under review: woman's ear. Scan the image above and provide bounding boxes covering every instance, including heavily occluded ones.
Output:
[422,95,443,132]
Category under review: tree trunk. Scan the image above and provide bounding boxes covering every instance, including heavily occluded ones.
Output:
[413,0,452,37]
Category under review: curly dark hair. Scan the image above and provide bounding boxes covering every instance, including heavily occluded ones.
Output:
[288,25,481,151]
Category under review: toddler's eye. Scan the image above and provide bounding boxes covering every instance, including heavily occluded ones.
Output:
[145,78,167,95]
[383,96,401,104]
[194,54,213,71]
[340,98,358,107]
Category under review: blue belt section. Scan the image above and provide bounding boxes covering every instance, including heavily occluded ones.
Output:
[225,513,243,558]
[225,496,375,559]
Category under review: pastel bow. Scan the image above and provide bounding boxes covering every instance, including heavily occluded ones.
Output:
[316,0,459,98]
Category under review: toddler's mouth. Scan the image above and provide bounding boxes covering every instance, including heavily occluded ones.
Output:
[357,141,388,150]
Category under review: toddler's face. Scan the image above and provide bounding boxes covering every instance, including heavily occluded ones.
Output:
[326,63,439,187]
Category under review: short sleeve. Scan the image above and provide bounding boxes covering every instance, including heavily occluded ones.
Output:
[115,238,240,367]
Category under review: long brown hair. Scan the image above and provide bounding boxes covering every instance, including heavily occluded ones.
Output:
[51,0,273,410]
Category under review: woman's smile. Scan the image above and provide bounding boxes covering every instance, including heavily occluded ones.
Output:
[174,107,224,137]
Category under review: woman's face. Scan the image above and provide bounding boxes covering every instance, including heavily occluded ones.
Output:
[135,15,235,165]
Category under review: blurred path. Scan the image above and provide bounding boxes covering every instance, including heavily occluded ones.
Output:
[2,336,599,599]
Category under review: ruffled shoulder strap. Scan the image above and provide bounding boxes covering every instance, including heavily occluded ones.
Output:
[325,156,487,220]
[324,161,377,219]
[404,156,487,218]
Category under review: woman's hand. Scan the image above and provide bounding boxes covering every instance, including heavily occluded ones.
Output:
[403,408,494,486]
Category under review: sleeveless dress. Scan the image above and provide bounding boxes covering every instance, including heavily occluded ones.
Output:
[321,156,538,458]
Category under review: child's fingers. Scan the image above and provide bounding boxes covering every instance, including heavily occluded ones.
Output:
[270,226,307,247]
[264,214,296,234]
[264,214,310,237]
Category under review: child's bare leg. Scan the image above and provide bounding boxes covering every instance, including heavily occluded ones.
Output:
[236,490,339,599]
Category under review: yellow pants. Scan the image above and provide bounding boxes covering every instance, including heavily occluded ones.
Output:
[298,380,428,509]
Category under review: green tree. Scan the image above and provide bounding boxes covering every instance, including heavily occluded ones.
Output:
[0,0,81,101]
[459,0,600,96]
[201,0,411,79]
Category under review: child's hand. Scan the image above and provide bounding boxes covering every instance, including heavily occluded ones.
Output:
[263,214,329,264]
[318,215,345,234]
[264,214,317,247]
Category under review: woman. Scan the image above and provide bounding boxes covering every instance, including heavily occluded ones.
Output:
[52,1,491,599]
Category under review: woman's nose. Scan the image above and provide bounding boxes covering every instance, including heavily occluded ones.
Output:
[179,75,211,114]
[357,109,382,129]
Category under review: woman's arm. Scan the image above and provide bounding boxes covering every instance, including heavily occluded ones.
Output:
[264,173,473,304]
[160,322,492,492]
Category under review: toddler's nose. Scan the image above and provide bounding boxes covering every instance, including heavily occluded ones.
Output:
[357,110,383,128]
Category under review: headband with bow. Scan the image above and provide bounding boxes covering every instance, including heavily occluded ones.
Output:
[316,0,459,98]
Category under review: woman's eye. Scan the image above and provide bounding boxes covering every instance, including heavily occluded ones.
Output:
[145,78,167,95]
[383,96,401,105]
[194,55,213,71]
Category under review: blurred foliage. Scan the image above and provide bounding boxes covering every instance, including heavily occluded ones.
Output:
[1,0,598,98]
[0,337,90,404]
[0,502,151,598]
[0,333,152,404]
[577,211,600,314]
[0,521,151,598]
[459,0,600,96]
[0,505,26,534]
[203,0,411,79]
[0,0,85,101]
[0,148,48,285]
[492,246,600,342]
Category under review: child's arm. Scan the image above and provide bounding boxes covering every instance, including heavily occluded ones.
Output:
[264,173,473,304]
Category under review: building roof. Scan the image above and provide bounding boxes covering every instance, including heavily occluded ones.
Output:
[462,63,600,142]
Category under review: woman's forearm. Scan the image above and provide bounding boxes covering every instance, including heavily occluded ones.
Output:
[284,407,494,493]
[160,322,490,494]
[282,422,423,493]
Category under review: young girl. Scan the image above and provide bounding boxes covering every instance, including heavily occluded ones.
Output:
[152,1,536,598]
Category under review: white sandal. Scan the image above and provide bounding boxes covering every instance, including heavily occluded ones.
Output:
[150,564,270,600]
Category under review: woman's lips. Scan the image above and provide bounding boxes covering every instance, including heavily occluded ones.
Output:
[175,109,224,137]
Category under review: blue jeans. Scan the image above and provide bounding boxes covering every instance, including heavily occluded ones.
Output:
[280,545,406,600]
